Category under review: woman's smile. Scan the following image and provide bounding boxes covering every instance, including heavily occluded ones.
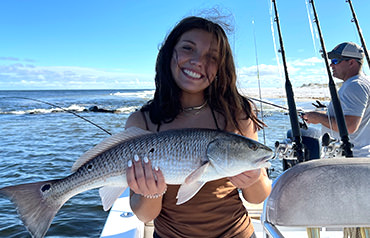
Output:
[182,68,203,80]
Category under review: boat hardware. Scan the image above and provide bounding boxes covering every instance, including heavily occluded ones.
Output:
[120,211,134,218]
[321,133,343,158]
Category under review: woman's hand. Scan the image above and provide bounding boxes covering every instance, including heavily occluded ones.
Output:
[126,155,167,198]
[126,155,167,223]
[228,169,261,189]
[230,168,271,204]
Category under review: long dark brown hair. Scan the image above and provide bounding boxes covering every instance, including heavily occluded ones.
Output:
[141,16,265,134]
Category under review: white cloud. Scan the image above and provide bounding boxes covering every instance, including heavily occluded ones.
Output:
[0,63,155,90]
[0,56,331,90]
[237,56,328,89]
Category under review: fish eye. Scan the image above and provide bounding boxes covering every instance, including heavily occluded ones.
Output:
[249,143,258,151]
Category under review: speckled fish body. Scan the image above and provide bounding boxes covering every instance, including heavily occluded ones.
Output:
[0,127,273,238]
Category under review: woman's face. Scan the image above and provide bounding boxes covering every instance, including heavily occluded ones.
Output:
[171,29,219,95]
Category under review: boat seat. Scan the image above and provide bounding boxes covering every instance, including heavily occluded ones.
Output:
[263,157,370,228]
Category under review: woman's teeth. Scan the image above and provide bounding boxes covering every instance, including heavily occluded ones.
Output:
[184,69,201,79]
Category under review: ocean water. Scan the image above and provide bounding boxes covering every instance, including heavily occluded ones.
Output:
[0,89,313,238]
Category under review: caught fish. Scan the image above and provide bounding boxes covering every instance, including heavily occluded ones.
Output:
[0,127,273,238]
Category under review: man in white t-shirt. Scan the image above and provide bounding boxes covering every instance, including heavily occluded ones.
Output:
[303,42,370,157]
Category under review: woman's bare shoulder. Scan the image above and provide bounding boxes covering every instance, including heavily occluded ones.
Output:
[125,110,147,130]
[225,111,257,140]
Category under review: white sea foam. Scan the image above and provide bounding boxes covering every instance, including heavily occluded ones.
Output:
[111,90,154,99]
[115,106,140,113]
[4,104,87,115]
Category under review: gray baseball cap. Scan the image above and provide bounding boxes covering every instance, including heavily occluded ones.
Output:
[327,42,364,59]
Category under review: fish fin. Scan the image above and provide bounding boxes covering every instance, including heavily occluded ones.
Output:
[184,162,209,184]
[176,162,209,205]
[176,181,206,205]
[72,127,152,172]
[208,158,230,175]
[99,186,127,211]
[0,180,65,238]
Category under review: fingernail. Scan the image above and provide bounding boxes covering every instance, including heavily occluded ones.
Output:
[155,166,159,171]
[128,160,132,167]
[144,157,149,163]
[134,155,140,162]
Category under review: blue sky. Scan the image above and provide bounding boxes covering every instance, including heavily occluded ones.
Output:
[1,0,369,90]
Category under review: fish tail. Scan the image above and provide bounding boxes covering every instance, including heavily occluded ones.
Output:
[0,180,64,238]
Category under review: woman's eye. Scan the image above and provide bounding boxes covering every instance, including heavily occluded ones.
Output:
[208,55,218,63]
[182,46,192,51]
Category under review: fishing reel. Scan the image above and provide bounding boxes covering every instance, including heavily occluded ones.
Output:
[274,139,303,170]
[274,139,296,160]
[275,127,322,170]
[321,133,343,158]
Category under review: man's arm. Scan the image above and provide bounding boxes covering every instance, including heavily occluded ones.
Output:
[303,111,362,134]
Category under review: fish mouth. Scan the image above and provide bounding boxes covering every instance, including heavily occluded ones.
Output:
[263,154,273,161]
[256,153,274,165]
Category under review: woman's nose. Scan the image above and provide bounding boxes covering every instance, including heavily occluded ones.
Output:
[190,54,203,67]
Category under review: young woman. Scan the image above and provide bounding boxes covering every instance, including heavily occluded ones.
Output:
[125,16,271,238]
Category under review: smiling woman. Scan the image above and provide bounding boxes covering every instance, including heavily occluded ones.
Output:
[171,29,219,95]
[124,14,270,238]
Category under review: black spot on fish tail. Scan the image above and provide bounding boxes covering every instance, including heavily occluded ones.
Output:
[0,180,66,238]
[149,148,155,153]
[41,184,51,192]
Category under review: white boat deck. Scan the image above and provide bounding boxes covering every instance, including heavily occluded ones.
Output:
[100,189,143,238]
[100,189,345,238]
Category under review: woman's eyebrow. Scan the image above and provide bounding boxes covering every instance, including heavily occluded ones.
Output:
[180,39,219,53]
[180,39,196,45]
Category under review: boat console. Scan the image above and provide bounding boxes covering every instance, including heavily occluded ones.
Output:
[262,157,370,237]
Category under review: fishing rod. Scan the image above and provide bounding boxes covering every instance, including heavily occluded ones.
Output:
[309,0,353,157]
[252,19,266,144]
[3,97,112,136]
[271,0,307,165]
[346,0,370,70]
[249,97,300,112]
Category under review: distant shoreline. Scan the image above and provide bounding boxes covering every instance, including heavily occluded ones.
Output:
[240,87,332,101]
[0,87,334,101]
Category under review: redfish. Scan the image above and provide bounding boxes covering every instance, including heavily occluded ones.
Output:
[0,127,273,238]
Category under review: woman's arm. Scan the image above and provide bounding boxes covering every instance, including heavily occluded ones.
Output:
[228,117,272,204]
[236,168,272,204]
[125,111,167,222]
